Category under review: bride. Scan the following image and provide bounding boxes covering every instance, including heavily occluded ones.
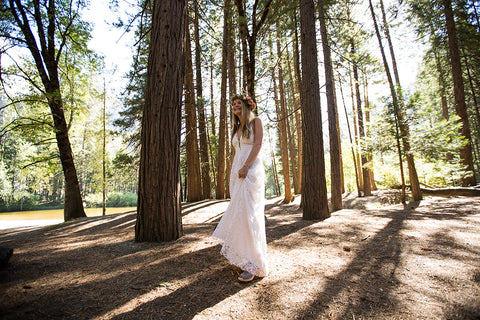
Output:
[212,94,268,282]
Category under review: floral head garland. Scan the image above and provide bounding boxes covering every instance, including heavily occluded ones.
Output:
[231,94,256,111]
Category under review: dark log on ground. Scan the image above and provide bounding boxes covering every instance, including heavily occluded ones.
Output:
[420,187,480,197]
[0,246,13,267]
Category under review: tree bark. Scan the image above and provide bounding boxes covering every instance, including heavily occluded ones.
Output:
[420,187,480,197]
[351,39,372,196]
[339,75,361,197]
[462,51,480,162]
[194,0,211,199]
[215,0,230,199]
[286,56,300,194]
[226,2,236,199]
[363,86,377,191]
[276,30,294,203]
[136,0,185,242]
[319,0,343,211]
[293,12,303,194]
[349,67,364,192]
[184,16,202,202]
[208,46,218,189]
[267,129,281,196]
[299,0,330,220]
[444,0,476,186]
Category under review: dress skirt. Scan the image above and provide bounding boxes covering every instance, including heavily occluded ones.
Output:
[212,132,268,277]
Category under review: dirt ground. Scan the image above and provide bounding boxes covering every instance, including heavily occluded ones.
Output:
[1,190,479,320]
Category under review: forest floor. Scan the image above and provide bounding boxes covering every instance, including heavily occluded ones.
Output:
[1,190,479,320]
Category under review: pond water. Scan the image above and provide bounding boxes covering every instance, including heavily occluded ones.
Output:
[0,207,136,230]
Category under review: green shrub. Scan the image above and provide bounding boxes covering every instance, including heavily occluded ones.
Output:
[0,192,42,211]
[84,193,103,208]
[106,192,137,207]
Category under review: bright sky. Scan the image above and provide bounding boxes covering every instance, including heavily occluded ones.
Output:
[83,0,136,91]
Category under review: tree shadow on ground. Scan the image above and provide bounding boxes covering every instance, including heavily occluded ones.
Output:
[0,200,315,320]
[181,199,230,217]
[3,197,479,319]
[285,197,480,319]
[290,207,409,319]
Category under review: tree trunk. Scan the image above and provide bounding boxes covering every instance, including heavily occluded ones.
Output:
[380,0,422,200]
[184,17,202,202]
[209,47,216,138]
[351,39,372,196]
[363,87,377,191]
[420,187,480,197]
[369,0,408,202]
[215,0,230,199]
[235,0,250,94]
[463,51,480,150]
[293,12,303,194]
[136,0,185,242]
[444,0,476,186]
[208,45,217,189]
[299,0,330,220]
[319,0,343,211]
[462,51,480,179]
[234,0,273,99]
[50,91,86,220]
[268,129,281,196]
[276,31,294,203]
[286,56,300,195]
[226,3,236,199]
[270,42,286,199]
[362,76,377,191]
[431,30,449,120]
[339,75,361,197]
[194,0,211,199]
[350,67,364,192]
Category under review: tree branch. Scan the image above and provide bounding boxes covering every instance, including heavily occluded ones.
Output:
[2,52,45,93]
[55,0,79,63]
[33,0,48,60]
[10,0,50,84]
[253,0,273,36]
[23,154,59,169]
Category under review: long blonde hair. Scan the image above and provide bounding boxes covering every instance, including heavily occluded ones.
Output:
[231,94,255,139]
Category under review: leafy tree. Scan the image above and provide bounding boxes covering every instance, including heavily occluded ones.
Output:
[0,0,97,220]
[407,0,480,184]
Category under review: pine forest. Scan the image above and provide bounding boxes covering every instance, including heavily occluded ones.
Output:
[1,0,480,319]
[1,0,479,218]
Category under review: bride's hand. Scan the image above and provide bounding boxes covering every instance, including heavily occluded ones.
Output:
[245,96,256,111]
[238,166,249,179]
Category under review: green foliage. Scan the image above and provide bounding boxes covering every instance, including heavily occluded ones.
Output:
[107,192,137,207]
[0,191,41,212]
[0,161,12,201]
[84,192,137,208]
[373,156,403,189]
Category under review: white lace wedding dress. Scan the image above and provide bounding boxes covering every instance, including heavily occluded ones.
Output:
[212,126,268,277]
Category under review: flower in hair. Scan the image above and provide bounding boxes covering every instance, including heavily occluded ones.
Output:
[246,96,256,111]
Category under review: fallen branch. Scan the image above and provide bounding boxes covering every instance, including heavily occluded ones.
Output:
[419,182,441,189]
[420,187,480,197]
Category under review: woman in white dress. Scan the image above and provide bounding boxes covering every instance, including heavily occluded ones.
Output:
[212,94,268,282]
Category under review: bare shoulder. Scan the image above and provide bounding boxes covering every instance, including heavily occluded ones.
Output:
[253,117,263,127]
